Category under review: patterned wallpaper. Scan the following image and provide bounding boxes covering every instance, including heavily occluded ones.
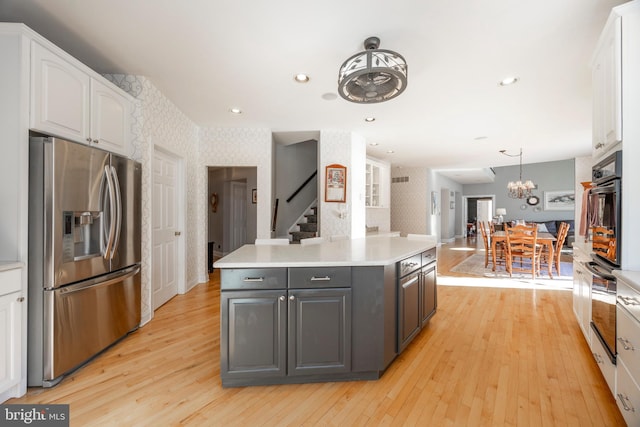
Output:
[105,74,199,325]
[390,167,429,236]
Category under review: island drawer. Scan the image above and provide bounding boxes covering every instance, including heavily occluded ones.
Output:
[288,267,351,289]
[399,254,422,277]
[221,268,287,290]
[422,248,436,265]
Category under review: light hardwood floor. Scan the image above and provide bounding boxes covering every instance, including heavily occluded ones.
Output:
[8,238,625,426]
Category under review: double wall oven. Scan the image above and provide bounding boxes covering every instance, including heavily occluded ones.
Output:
[586,150,622,364]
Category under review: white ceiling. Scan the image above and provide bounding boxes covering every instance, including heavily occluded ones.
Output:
[0,0,625,180]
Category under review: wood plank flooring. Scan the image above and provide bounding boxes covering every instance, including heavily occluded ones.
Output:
[7,238,625,426]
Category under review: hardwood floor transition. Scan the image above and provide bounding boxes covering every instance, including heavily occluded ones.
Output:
[7,237,625,426]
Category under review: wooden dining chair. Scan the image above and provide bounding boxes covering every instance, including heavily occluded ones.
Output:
[479,222,504,268]
[541,221,569,276]
[504,224,542,279]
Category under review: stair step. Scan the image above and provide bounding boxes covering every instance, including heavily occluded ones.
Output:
[298,223,317,232]
[290,231,317,243]
[304,214,317,223]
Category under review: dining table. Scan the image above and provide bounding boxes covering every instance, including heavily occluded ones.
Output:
[491,231,557,278]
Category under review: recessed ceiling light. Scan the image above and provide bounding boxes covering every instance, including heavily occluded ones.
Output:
[369,142,379,146]
[386,150,395,154]
[229,107,242,114]
[474,136,488,141]
[321,93,338,101]
[294,73,310,83]
[365,117,376,122]
[498,76,519,86]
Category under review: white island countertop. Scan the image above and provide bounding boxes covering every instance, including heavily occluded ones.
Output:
[213,236,437,269]
[614,270,640,293]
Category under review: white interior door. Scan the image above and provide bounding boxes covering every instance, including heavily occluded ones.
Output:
[476,199,493,229]
[152,150,179,310]
[230,182,247,252]
[476,199,493,248]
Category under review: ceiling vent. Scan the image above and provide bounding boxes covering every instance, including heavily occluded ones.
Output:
[338,37,408,104]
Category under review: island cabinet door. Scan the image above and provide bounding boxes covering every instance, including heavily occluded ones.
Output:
[221,290,287,379]
[398,271,421,352]
[287,288,351,376]
[420,263,437,326]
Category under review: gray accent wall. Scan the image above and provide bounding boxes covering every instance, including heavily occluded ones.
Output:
[463,159,575,223]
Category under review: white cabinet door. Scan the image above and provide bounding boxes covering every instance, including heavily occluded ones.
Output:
[90,78,132,156]
[0,290,22,400]
[592,16,622,159]
[30,41,91,144]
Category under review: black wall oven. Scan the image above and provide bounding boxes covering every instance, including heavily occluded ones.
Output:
[587,150,622,364]
[588,150,622,268]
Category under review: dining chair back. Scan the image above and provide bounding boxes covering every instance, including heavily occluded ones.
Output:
[540,221,569,276]
[505,224,541,279]
[478,221,489,267]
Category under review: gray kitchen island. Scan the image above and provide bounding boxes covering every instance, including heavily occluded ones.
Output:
[213,236,437,387]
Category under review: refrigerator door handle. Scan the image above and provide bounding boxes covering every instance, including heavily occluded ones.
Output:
[58,265,141,295]
[103,165,117,259]
[110,165,123,260]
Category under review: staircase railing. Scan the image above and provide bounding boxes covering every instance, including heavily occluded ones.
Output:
[286,170,317,203]
[271,198,279,232]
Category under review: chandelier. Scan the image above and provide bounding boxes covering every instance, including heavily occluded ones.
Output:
[500,148,536,199]
[338,36,408,104]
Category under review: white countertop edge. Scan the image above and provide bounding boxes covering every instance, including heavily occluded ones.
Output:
[0,261,24,272]
[214,236,437,269]
[614,270,640,292]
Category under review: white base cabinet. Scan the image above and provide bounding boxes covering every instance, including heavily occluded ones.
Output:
[616,277,640,425]
[616,360,640,426]
[590,328,616,395]
[0,267,24,403]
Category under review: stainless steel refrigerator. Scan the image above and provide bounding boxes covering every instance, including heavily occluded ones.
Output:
[28,136,142,387]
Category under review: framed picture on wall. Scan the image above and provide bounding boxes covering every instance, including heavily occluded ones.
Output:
[325,164,347,202]
[544,190,574,211]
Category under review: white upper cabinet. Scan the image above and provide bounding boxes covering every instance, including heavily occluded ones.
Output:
[30,41,132,156]
[592,16,622,159]
[90,79,132,155]
[365,158,390,208]
[30,41,90,143]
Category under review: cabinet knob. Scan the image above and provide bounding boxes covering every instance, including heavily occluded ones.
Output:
[279,296,286,301]
[289,295,295,301]
[17,296,25,302]
[86,138,92,142]
[93,139,99,143]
